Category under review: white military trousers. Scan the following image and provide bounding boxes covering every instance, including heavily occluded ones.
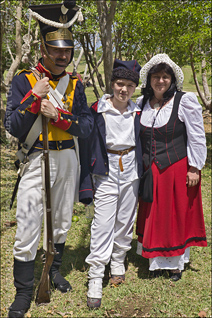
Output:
[14,149,78,262]
[86,175,139,279]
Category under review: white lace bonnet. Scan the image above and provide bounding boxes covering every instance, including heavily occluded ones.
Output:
[140,53,184,90]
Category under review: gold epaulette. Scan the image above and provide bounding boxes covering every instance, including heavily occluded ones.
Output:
[17,69,32,75]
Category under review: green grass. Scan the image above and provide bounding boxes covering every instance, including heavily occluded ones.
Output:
[0,126,211,317]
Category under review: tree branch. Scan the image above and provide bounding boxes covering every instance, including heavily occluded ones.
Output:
[6,41,14,62]
[190,45,211,112]
[4,2,23,88]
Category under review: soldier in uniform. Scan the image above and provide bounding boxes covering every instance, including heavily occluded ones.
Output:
[4,1,93,317]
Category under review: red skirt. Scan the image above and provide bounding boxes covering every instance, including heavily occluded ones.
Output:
[136,157,207,259]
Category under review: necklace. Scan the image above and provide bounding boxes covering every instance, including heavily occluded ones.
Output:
[152,96,163,109]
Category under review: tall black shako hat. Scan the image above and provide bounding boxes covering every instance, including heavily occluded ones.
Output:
[29,0,83,65]
[111,59,141,86]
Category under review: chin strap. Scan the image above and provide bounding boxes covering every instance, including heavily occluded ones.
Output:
[41,37,55,65]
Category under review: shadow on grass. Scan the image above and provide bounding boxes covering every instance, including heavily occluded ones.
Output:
[34,235,150,290]
[33,244,90,299]
[126,238,200,281]
[127,238,150,280]
[34,245,90,284]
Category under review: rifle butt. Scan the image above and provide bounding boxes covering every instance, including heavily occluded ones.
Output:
[35,272,51,305]
[35,254,54,305]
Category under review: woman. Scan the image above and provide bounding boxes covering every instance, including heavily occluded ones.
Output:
[79,59,143,308]
[136,53,207,281]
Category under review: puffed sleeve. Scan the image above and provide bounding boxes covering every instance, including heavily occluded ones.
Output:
[136,95,144,109]
[178,92,207,170]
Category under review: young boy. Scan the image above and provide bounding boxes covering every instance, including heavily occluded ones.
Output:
[79,59,143,308]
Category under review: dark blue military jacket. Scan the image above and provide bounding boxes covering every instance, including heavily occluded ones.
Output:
[4,61,94,153]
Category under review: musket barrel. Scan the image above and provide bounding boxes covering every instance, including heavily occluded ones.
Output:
[35,74,55,305]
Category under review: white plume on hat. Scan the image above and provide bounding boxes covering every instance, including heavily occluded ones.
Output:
[140,53,184,90]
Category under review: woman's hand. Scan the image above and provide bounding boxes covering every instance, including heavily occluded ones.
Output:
[186,166,200,187]
[40,99,58,121]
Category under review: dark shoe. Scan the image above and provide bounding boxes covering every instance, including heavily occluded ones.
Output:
[8,294,31,318]
[8,259,34,318]
[50,243,72,293]
[110,274,125,287]
[51,272,72,293]
[169,269,182,281]
[150,270,163,278]
[87,297,101,309]
[8,308,28,318]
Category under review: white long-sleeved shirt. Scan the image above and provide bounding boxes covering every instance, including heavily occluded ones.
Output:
[97,94,141,182]
[137,92,207,170]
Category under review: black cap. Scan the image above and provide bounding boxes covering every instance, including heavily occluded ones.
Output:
[111,59,141,86]
[29,1,78,49]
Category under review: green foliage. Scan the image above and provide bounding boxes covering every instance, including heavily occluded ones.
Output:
[113,0,211,68]
[1,0,211,91]
[3,0,211,66]
[75,0,99,35]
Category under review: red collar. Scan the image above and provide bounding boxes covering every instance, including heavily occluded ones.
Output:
[36,62,66,80]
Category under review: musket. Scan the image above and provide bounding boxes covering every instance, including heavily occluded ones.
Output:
[35,74,56,305]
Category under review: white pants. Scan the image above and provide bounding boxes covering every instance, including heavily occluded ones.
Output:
[14,149,78,262]
[86,175,139,279]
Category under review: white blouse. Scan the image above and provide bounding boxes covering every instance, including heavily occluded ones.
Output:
[137,92,207,170]
[97,94,141,182]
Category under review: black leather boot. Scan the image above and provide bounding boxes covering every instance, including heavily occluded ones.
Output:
[50,243,72,293]
[8,259,34,318]
[169,269,182,281]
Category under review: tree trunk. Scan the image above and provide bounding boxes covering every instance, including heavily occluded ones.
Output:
[114,28,122,60]
[4,2,23,89]
[83,64,88,82]
[86,33,105,92]
[83,54,103,88]
[201,57,211,101]
[73,46,84,74]
[189,46,211,112]
[80,34,100,100]
[33,25,40,65]
[96,0,117,94]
